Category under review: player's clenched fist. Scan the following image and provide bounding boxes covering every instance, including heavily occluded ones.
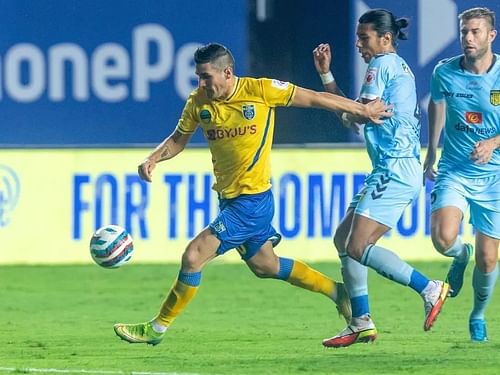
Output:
[138,158,156,182]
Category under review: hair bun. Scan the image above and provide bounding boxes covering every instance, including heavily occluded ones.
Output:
[395,17,409,40]
[396,18,409,29]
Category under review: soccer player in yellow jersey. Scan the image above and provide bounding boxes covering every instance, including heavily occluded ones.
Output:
[113,43,392,345]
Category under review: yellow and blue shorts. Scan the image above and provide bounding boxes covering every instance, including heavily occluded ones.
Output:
[209,189,281,260]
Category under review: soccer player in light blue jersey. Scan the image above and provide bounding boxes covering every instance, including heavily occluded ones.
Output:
[314,8,450,348]
[424,7,499,343]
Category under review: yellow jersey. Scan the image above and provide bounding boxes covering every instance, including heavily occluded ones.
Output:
[176,77,296,199]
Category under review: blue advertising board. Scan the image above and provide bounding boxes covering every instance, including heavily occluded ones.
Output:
[0,0,247,146]
[1,0,498,147]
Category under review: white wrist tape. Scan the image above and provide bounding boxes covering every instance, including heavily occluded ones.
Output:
[319,71,335,85]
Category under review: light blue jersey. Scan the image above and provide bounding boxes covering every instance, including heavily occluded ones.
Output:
[360,53,420,167]
[351,53,421,228]
[430,54,500,178]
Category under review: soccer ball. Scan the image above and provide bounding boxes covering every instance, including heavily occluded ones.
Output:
[89,225,134,268]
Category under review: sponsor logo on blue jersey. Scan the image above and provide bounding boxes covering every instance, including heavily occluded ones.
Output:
[490,90,500,106]
[442,91,473,99]
[455,123,496,136]
[466,80,482,90]
[465,112,482,125]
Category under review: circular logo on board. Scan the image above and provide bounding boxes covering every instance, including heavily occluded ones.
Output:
[0,165,21,228]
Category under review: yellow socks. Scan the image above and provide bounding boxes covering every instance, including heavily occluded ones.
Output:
[285,258,337,300]
[155,271,201,327]
[154,261,340,328]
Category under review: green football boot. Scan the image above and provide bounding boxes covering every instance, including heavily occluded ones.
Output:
[113,321,165,346]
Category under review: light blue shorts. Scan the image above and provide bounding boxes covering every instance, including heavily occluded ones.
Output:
[350,158,422,228]
[431,172,500,239]
[209,189,281,260]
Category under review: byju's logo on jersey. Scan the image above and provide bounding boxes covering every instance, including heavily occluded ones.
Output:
[465,112,483,125]
[490,90,500,106]
[242,104,255,120]
[0,165,21,228]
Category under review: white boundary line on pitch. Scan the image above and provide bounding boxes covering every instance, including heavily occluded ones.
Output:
[0,367,204,375]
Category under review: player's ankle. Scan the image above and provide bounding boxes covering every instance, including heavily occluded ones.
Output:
[151,320,168,333]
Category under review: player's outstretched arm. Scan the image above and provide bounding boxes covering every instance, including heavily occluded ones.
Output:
[291,87,392,124]
[138,130,191,183]
[423,100,446,182]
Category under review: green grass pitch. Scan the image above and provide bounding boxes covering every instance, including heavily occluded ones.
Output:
[1,261,499,374]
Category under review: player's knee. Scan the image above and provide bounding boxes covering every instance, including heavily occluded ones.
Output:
[431,231,457,254]
[345,240,365,261]
[477,252,498,273]
[181,247,202,270]
[431,220,461,252]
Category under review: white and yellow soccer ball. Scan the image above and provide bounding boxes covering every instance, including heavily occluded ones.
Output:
[89,225,133,268]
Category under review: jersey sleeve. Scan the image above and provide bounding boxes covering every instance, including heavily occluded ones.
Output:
[359,56,391,101]
[430,65,445,103]
[175,94,198,134]
[259,78,296,107]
